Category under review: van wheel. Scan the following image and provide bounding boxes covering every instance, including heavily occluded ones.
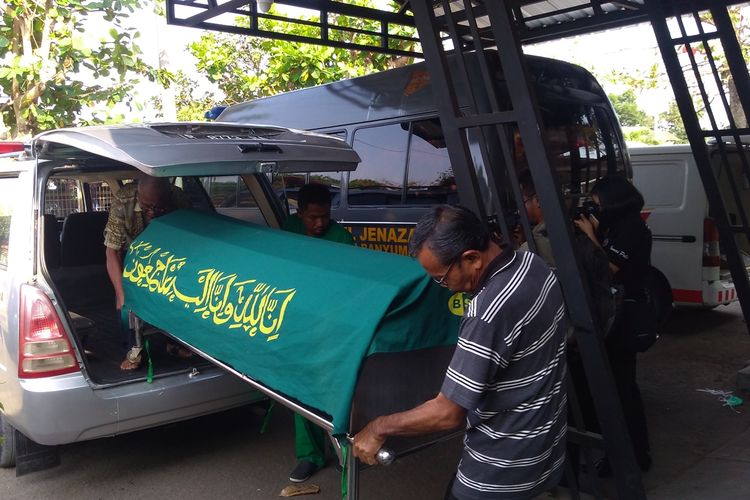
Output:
[0,414,16,468]
[645,266,672,326]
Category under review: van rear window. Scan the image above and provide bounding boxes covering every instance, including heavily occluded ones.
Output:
[0,176,20,267]
[634,161,687,207]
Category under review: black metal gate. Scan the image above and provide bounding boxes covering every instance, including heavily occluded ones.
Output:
[647,0,750,334]
[407,2,645,498]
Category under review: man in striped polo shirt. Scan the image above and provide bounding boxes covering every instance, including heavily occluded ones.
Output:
[353,205,568,499]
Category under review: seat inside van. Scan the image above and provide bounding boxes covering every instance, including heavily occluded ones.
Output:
[41,177,215,384]
[48,211,113,311]
[60,211,109,266]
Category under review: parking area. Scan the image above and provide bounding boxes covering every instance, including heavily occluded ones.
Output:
[639,301,750,498]
[1,303,750,499]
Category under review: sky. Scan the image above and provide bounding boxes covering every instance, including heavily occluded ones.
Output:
[524,23,670,113]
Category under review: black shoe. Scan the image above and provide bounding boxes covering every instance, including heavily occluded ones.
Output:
[289,460,321,483]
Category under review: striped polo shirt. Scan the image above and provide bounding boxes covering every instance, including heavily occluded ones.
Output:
[442,250,568,500]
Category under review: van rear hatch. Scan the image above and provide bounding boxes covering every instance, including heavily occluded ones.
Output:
[31,122,360,175]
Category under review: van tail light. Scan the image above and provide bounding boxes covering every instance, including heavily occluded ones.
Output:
[19,284,79,378]
[0,142,24,154]
[703,217,721,269]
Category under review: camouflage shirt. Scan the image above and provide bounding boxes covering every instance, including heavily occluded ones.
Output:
[103,182,190,251]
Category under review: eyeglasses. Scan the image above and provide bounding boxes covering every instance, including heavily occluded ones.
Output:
[433,258,457,287]
[138,199,167,215]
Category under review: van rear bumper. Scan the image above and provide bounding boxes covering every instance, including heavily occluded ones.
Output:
[4,366,263,446]
[703,280,738,306]
[673,281,737,307]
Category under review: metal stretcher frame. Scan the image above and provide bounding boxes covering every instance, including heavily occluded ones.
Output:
[160,325,460,499]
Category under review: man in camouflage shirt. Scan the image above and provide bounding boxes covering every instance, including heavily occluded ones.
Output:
[103,175,190,370]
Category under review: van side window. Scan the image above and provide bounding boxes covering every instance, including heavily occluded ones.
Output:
[200,175,265,224]
[0,176,19,268]
[272,173,307,213]
[87,181,115,211]
[634,161,687,207]
[406,119,456,205]
[555,106,623,195]
[272,172,343,214]
[349,124,409,206]
[45,178,83,217]
[309,172,342,208]
[513,105,625,198]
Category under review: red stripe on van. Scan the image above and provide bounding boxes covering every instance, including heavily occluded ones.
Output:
[672,289,703,303]
[640,210,652,221]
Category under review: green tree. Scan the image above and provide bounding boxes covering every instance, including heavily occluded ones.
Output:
[151,70,216,122]
[0,0,170,138]
[623,127,660,145]
[663,101,689,143]
[608,89,654,128]
[696,6,749,128]
[187,1,416,108]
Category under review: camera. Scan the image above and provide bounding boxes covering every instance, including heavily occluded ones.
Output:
[573,200,599,220]
[503,209,521,233]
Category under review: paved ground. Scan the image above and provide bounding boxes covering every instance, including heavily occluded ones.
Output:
[1,303,749,499]
[639,301,750,499]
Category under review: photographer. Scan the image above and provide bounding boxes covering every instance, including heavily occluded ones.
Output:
[574,175,653,475]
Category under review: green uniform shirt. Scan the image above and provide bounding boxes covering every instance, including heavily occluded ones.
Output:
[282,214,355,246]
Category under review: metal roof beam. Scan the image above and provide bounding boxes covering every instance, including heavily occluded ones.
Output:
[166,0,421,57]
[165,0,750,50]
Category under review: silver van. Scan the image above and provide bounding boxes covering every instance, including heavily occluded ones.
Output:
[0,123,359,474]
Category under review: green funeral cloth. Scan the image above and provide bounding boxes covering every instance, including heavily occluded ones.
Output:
[122,210,460,434]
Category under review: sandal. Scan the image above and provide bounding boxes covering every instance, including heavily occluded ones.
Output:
[120,346,143,371]
[166,343,194,360]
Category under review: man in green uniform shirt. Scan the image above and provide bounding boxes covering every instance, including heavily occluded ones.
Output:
[282,183,354,482]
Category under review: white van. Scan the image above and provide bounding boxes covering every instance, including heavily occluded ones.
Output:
[0,123,359,474]
[630,143,747,312]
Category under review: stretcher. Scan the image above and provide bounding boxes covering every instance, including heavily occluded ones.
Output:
[122,209,463,498]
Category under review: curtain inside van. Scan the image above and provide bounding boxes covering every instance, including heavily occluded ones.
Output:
[122,209,460,434]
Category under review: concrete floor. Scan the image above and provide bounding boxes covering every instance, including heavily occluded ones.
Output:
[638,301,750,499]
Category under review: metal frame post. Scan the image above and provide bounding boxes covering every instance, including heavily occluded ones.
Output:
[647,0,750,334]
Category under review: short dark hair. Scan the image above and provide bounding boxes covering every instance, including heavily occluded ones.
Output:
[297,183,332,211]
[408,205,490,266]
[591,175,644,215]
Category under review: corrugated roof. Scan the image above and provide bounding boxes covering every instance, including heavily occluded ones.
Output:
[431,0,650,43]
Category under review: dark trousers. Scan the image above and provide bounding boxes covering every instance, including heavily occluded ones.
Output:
[608,346,650,465]
[568,323,651,468]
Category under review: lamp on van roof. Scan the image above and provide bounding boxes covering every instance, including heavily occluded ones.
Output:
[257,0,273,13]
